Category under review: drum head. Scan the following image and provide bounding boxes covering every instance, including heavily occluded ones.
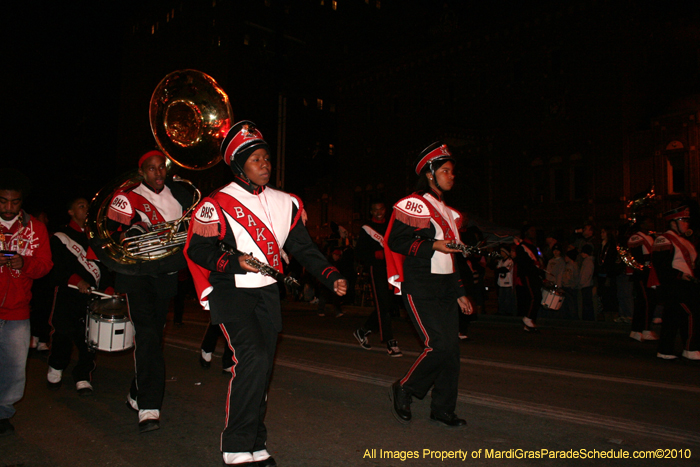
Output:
[89,297,128,318]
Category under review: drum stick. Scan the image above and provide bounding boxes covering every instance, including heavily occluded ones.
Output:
[67,284,114,298]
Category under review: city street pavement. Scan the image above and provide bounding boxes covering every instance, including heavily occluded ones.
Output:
[2,297,699,467]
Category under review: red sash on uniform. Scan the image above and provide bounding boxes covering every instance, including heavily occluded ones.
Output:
[665,231,696,278]
[216,192,284,274]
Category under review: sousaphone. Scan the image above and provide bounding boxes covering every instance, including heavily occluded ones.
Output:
[86,70,233,275]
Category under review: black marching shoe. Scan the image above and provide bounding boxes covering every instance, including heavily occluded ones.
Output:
[138,409,160,434]
[256,457,277,467]
[0,418,15,437]
[389,380,412,424]
[430,411,467,429]
[138,418,160,433]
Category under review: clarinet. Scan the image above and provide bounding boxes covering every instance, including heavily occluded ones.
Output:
[218,243,300,288]
[445,242,502,261]
[445,242,482,258]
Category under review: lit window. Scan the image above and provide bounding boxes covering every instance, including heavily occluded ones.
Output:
[329,144,334,155]
[303,98,308,107]
[320,0,324,6]
[172,8,175,18]
[332,0,337,10]
[151,25,155,34]
[317,98,323,110]
[376,0,380,8]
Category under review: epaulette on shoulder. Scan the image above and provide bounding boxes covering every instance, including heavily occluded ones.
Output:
[106,192,133,225]
[191,197,223,238]
[627,234,644,248]
[394,195,431,228]
[653,235,673,251]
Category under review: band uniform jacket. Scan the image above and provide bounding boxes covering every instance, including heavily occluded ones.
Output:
[355,219,389,276]
[652,230,698,284]
[105,179,192,274]
[384,189,465,299]
[185,180,343,329]
[50,220,114,293]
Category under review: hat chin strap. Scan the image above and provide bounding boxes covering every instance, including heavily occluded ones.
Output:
[231,160,252,184]
[428,161,446,193]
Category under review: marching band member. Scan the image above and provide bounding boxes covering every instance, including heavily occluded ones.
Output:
[185,121,347,466]
[516,224,545,331]
[106,150,192,433]
[353,200,402,357]
[385,142,473,429]
[652,205,699,360]
[627,216,659,342]
[0,170,52,436]
[46,197,114,395]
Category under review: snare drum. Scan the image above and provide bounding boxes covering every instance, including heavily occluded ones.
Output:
[541,286,565,310]
[86,296,134,352]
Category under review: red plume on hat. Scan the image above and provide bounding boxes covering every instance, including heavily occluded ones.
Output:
[220,120,270,171]
[414,141,454,175]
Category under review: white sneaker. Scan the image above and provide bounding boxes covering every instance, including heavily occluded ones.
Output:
[682,350,700,360]
[201,349,212,363]
[522,316,536,328]
[657,352,678,360]
[629,331,643,342]
[47,367,63,383]
[652,317,663,324]
[36,342,50,351]
[642,330,659,341]
[223,452,254,465]
[252,449,271,462]
[138,409,160,424]
[76,381,93,396]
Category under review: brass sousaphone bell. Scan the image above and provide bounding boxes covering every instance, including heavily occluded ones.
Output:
[86,70,233,275]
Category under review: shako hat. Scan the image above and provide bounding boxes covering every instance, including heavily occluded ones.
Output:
[663,204,691,222]
[414,141,454,175]
[220,120,270,173]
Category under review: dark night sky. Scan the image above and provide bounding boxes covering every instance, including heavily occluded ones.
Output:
[10,1,133,223]
[7,0,699,227]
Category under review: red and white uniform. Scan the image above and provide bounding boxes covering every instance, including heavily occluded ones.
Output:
[185,178,344,455]
[385,189,465,416]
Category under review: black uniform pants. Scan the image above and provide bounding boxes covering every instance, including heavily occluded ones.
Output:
[219,298,278,453]
[400,288,460,415]
[48,287,95,383]
[201,322,234,369]
[516,276,542,322]
[631,270,656,333]
[116,272,177,410]
[658,280,700,354]
[362,265,395,342]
